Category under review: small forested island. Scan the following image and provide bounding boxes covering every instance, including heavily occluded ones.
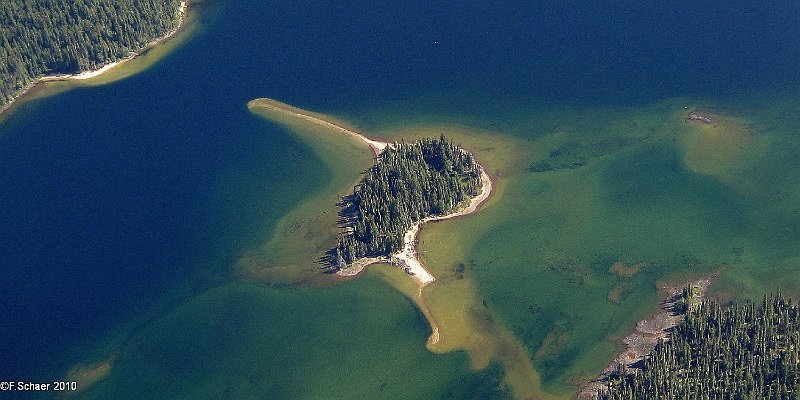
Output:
[602,291,800,399]
[331,135,482,269]
[0,0,182,107]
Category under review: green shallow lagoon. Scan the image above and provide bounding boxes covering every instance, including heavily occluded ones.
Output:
[396,94,800,394]
[78,273,508,400]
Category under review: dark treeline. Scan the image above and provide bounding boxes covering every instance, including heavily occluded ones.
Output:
[603,291,800,399]
[1,0,181,106]
[332,135,482,268]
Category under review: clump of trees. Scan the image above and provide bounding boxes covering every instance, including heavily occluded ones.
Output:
[602,292,800,399]
[332,135,482,268]
[1,0,182,106]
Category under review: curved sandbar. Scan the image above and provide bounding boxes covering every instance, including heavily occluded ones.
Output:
[248,98,493,288]
[0,1,190,120]
[248,98,387,157]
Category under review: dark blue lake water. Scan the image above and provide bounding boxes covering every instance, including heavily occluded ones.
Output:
[1,0,798,395]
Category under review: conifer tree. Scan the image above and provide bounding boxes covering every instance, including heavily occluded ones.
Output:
[1,0,182,106]
[602,292,800,399]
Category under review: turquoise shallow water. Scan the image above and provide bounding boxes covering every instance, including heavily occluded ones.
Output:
[1,0,800,398]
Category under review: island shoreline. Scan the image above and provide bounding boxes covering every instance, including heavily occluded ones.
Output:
[337,167,492,286]
[248,98,494,288]
[0,1,189,120]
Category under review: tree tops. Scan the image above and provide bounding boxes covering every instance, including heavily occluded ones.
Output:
[331,135,482,268]
[0,0,182,106]
[603,292,800,399]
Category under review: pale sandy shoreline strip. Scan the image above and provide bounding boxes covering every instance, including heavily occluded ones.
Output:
[386,168,492,286]
[249,99,493,287]
[250,99,387,157]
[0,1,188,118]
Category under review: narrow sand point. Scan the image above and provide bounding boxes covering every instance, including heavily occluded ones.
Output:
[63,352,119,395]
[418,285,442,346]
[248,98,493,288]
[247,98,387,157]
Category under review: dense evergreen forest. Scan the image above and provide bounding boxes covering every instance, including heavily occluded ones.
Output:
[0,0,181,107]
[602,292,800,399]
[332,135,482,268]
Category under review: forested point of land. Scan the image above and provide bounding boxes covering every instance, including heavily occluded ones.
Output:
[602,291,800,399]
[331,135,482,268]
[0,0,181,107]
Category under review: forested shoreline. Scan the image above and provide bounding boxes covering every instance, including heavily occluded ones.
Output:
[0,0,182,107]
[331,135,482,268]
[603,292,800,399]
